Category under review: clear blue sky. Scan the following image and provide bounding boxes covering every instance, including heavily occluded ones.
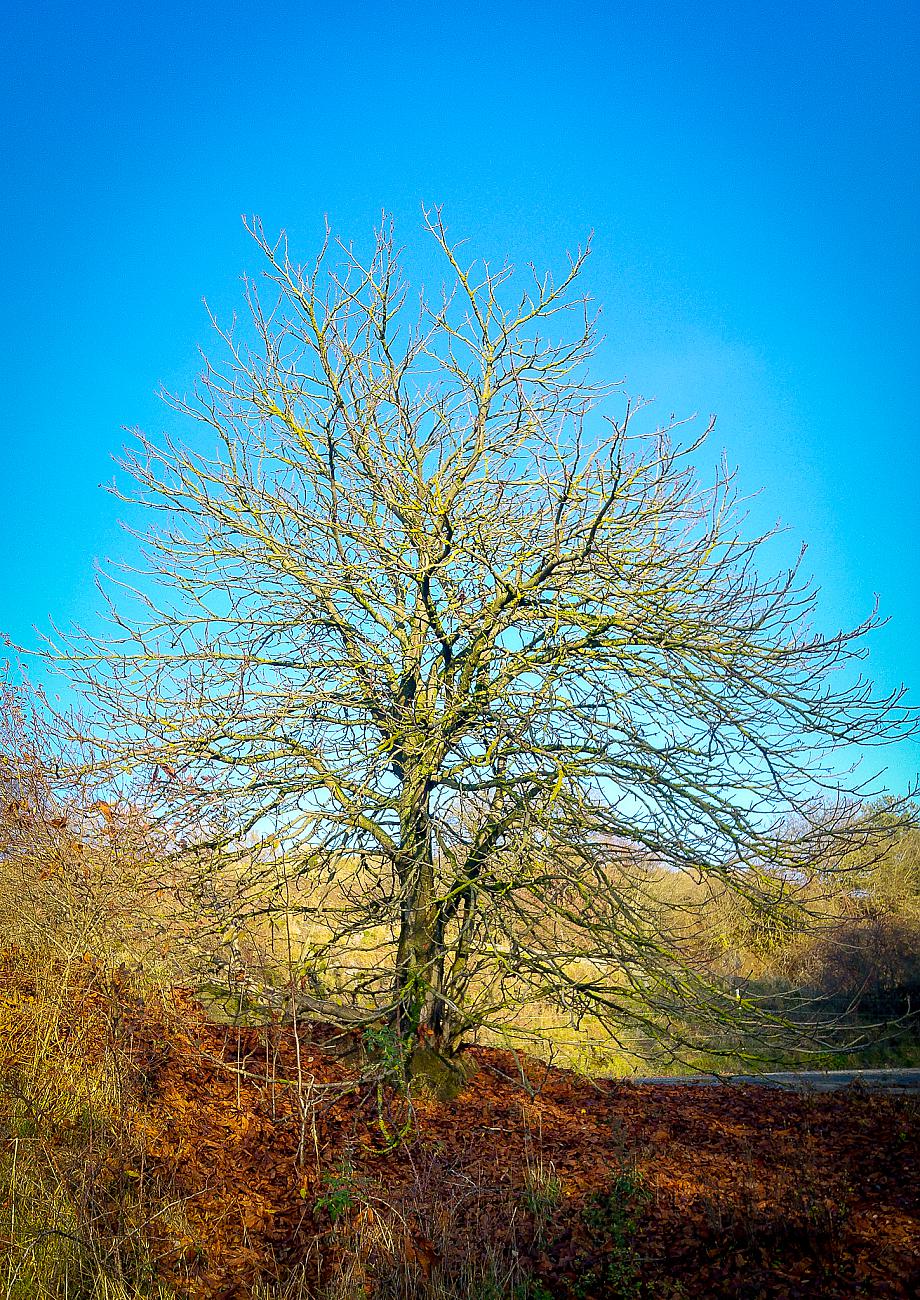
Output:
[1,0,917,792]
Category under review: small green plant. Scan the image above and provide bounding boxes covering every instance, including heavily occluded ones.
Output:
[575,1167,650,1299]
[314,1161,357,1223]
[521,1158,563,1219]
[515,1280,556,1300]
[359,1024,422,1148]
[362,1023,408,1079]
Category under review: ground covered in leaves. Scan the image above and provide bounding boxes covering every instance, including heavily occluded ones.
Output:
[3,958,918,1299]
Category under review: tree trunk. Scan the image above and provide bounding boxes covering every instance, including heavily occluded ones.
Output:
[391,772,453,1072]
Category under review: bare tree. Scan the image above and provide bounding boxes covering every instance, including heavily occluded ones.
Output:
[50,211,915,1075]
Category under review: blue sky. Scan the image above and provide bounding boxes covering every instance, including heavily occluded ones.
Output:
[1,0,918,792]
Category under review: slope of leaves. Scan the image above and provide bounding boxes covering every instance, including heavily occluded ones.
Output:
[1,950,918,1299]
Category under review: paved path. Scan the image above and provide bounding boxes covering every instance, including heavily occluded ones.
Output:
[623,1069,920,1092]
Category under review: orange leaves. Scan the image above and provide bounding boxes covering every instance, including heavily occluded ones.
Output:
[401,1230,441,1279]
[90,799,118,836]
[3,946,917,1300]
[3,799,33,827]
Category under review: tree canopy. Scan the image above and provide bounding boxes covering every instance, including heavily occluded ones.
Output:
[52,212,915,1074]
